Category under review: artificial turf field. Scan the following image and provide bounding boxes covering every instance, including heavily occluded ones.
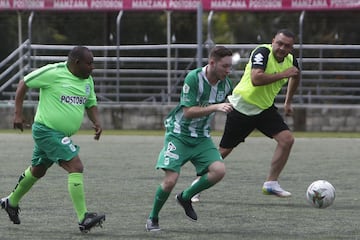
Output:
[0,131,360,240]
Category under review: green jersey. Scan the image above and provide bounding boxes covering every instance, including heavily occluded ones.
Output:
[165,66,233,139]
[24,62,97,136]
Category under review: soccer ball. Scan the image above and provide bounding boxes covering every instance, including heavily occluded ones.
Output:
[306,180,336,209]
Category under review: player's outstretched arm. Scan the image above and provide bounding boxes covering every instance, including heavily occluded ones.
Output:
[13,79,28,132]
[251,67,299,86]
[183,103,233,119]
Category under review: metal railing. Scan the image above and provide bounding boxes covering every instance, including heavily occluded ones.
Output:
[1,41,360,105]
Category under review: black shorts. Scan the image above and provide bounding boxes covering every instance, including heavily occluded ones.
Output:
[219,105,289,148]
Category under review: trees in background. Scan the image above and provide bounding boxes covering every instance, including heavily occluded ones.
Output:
[0,10,359,60]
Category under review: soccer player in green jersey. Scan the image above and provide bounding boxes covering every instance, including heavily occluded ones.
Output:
[219,29,300,198]
[145,46,234,232]
[0,46,105,233]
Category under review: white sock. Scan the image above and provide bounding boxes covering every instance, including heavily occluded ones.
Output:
[263,181,278,187]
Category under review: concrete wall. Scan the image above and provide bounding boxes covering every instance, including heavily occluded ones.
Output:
[1,102,360,132]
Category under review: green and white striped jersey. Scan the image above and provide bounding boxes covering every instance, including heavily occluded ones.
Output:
[165,66,233,140]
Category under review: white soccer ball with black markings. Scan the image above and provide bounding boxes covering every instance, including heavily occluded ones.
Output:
[306,180,336,209]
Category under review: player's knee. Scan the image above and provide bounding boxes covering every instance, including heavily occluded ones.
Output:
[161,171,178,191]
[276,130,294,148]
[218,167,226,179]
[161,179,176,192]
[31,165,47,178]
[209,161,226,182]
[283,133,295,147]
[60,157,84,173]
[69,163,84,173]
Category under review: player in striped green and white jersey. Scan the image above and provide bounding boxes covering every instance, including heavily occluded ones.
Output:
[164,67,232,139]
[146,46,234,232]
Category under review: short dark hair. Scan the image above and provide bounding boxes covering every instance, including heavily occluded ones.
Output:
[276,29,296,40]
[209,46,233,61]
[68,46,91,62]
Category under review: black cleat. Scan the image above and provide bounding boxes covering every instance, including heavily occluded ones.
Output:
[145,218,161,232]
[175,192,197,221]
[78,212,106,233]
[0,197,20,224]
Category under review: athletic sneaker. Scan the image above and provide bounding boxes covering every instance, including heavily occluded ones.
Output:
[145,218,160,232]
[78,212,106,233]
[262,181,292,198]
[191,193,200,203]
[0,197,20,224]
[175,192,197,221]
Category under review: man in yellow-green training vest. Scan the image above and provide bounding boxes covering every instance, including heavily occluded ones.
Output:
[219,29,300,198]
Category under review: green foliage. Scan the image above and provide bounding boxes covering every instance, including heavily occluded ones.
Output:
[0,13,20,59]
[1,10,360,60]
[212,13,234,43]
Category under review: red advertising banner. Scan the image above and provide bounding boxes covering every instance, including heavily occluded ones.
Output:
[0,0,359,11]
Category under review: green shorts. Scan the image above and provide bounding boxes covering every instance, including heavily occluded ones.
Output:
[31,122,79,168]
[156,133,223,175]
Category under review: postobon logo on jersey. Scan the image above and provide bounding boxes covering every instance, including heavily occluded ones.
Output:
[60,95,87,105]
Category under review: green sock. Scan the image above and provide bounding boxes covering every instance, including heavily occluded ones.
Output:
[68,173,87,222]
[149,185,171,220]
[182,174,214,200]
[8,167,38,206]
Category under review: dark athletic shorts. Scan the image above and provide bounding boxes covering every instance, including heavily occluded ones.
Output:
[219,105,289,148]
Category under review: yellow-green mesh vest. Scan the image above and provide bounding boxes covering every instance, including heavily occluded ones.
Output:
[233,44,294,109]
